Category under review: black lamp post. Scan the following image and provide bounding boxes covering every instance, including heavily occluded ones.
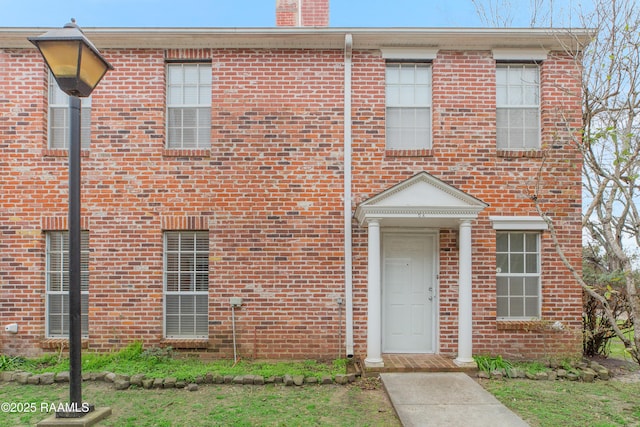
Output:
[29,19,112,418]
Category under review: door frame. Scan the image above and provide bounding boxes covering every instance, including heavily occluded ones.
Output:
[381,229,439,354]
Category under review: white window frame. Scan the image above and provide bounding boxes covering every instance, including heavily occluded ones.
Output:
[48,73,91,149]
[163,231,209,338]
[495,231,541,320]
[166,62,212,149]
[496,63,541,150]
[385,62,432,150]
[45,231,89,338]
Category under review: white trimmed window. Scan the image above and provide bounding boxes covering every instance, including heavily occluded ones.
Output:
[46,231,89,337]
[496,64,540,150]
[496,231,541,319]
[164,231,209,338]
[385,62,432,150]
[166,63,212,149]
[48,74,91,149]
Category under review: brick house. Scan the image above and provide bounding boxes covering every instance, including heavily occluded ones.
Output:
[0,0,589,366]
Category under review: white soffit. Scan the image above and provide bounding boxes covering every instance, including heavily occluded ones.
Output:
[492,48,548,61]
[490,216,549,230]
[380,47,438,60]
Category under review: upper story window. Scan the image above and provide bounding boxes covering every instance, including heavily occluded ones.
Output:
[385,62,432,150]
[166,63,212,149]
[49,74,91,149]
[496,64,540,150]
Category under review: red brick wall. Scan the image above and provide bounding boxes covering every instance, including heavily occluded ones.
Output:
[276,0,329,26]
[0,45,582,361]
[350,49,583,361]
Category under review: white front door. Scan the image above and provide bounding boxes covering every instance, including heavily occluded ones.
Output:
[382,232,437,353]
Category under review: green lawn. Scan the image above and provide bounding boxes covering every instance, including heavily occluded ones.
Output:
[482,376,640,426]
[0,381,399,427]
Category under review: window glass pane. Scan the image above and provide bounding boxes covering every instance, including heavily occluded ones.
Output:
[496,233,508,252]
[399,85,415,105]
[168,65,181,83]
[168,86,182,105]
[510,297,524,317]
[184,66,199,84]
[496,277,508,296]
[415,87,430,105]
[510,233,524,252]
[525,234,538,252]
[180,272,193,292]
[415,66,430,84]
[199,86,210,105]
[386,66,399,84]
[166,273,179,291]
[525,297,539,317]
[387,86,400,105]
[508,66,523,85]
[496,296,508,317]
[523,85,538,105]
[510,87,523,105]
[513,277,525,295]
[525,277,539,295]
[522,66,539,84]
[496,85,508,105]
[181,295,195,313]
[526,254,538,273]
[184,86,199,104]
[399,66,415,84]
[510,254,524,273]
[496,254,509,273]
[183,108,197,127]
[196,316,209,336]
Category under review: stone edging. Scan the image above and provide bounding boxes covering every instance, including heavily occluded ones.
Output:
[0,370,358,391]
[477,360,611,382]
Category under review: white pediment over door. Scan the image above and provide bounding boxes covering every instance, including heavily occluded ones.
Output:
[355,172,488,227]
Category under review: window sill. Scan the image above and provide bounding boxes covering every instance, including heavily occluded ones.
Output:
[496,149,543,158]
[385,149,433,158]
[496,320,546,331]
[41,338,89,350]
[161,339,209,349]
[162,149,210,158]
[42,149,90,157]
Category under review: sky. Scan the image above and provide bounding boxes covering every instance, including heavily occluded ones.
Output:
[0,0,590,28]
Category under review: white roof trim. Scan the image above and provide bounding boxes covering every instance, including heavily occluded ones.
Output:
[355,172,488,226]
[381,47,438,60]
[492,48,548,61]
[490,216,549,230]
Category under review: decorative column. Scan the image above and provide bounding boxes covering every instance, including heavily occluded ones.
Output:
[365,218,384,367]
[455,219,474,365]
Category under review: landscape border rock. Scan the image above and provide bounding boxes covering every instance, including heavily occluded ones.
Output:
[0,369,357,391]
[477,360,615,383]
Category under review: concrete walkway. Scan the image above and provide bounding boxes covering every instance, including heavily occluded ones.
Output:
[381,372,529,427]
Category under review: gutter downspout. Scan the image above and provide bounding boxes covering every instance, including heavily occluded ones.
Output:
[344,33,354,358]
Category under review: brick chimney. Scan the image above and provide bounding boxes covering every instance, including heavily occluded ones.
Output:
[276,0,329,27]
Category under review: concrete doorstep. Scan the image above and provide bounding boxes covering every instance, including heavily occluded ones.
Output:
[381,372,529,427]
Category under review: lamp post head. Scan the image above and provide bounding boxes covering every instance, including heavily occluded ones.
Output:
[29,19,113,97]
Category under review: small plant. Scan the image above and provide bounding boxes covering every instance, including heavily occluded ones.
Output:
[518,361,549,375]
[473,355,513,377]
[0,354,26,371]
[141,346,174,363]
